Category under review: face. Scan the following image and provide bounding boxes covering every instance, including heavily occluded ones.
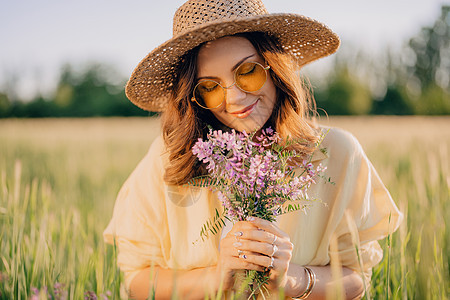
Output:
[196,36,277,133]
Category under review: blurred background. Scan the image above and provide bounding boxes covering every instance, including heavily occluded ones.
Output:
[0,0,449,117]
[1,1,449,299]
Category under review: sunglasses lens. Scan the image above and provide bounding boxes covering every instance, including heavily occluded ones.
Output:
[193,80,225,109]
[192,63,268,109]
[235,62,267,92]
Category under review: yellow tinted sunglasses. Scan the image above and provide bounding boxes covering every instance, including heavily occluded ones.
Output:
[191,62,270,109]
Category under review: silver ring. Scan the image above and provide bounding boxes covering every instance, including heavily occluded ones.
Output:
[268,256,274,269]
[272,235,277,245]
[270,244,278,257]
[238,249,243,256]
[234,231,243,243]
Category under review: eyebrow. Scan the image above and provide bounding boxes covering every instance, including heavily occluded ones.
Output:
[231,54,256,71]
[196,54,256,81]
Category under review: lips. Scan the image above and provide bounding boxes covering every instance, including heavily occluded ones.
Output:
[229,100,259,119]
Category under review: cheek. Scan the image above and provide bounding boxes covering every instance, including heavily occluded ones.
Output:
[261,84,277,113]
[266,80,277,103]
[210,109,232,126]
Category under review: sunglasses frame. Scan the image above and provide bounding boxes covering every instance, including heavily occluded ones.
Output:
[191,61,270,110]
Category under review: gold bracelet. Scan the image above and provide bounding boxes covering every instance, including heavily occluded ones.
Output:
[294,266,316,299]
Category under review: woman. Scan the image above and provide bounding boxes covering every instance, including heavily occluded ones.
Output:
[104,0,403,299]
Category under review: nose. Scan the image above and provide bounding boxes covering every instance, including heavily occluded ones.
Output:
[224,82,247,106]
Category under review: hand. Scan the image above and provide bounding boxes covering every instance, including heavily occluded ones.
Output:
[214,220,267,291]
[237,217,294,290]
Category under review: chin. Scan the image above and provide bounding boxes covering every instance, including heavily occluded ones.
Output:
[227,118,266,133]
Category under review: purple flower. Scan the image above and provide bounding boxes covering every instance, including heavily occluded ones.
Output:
[191,127,326,222]
[85,291,97,300]
[29,286,51,300]
[99,290,112,300]
[54,282,68,300]
[190,127,328,296]
[30,287,40,300]
[192,139,213,162]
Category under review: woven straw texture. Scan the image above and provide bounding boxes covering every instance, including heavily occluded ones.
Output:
[126,0,340,112]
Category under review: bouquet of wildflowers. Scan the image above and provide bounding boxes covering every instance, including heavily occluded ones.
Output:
[190,127,327,297]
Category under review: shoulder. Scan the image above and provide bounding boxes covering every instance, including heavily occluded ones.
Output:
[124,134,167,184]
[319,126,365,161]
[141,134,168,166]
[147,134,166,157]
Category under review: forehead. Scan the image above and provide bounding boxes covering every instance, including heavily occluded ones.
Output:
[196,36,260,76]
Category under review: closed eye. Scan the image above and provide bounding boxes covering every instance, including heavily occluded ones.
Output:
[238,64,256,76]
[198,81,219,92]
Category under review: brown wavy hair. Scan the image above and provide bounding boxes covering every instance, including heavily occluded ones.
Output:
[161,32,320,185]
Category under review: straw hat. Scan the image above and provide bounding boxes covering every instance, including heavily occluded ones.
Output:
[126,0,340,112]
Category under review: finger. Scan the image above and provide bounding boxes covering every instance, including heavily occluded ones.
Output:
[238,253,274,269]
[238,228,279,244]
[237,242,292,262]
[248,217,289,238]
[234,250,292,268]
[237,240,276,257]
[230,220,258,232]
[233,248,259,258]
[227,257,266,272]
[226,221,258,239]
[230,240,271,258]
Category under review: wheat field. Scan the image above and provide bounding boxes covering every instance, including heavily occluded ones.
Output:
[0,116,448,299]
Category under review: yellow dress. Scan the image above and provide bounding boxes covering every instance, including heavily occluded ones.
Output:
[103,127,403,293]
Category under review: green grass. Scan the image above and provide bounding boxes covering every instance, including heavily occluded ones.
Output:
[0,117,448,299]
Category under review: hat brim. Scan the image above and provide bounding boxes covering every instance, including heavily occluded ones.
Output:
[126,13,340,112]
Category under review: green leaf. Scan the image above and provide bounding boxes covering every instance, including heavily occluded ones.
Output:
[185,176,217,188]
[194,208,228,243]
[277,202,310,215]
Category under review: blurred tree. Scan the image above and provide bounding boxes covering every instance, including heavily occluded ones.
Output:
[372,85,414,115]
[50,63,150,117]
[407,5,449,91]
[0,92,11,117]
[405,5,450,114]
[315,66,372,115]
[0,62,153,118]
[414,83,450,114]
[3,5,449,119]
[54,64,75,110]
[20,96,57,118]
[370,51,415,115]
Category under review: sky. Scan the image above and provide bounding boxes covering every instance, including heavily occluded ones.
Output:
[0,0,446,99]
